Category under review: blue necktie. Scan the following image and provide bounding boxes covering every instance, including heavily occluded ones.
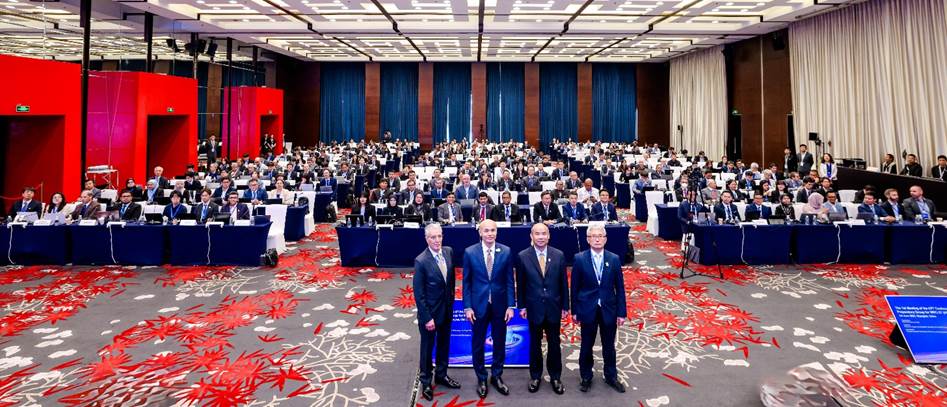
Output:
[201,204,208,222]
[120,204,127,217]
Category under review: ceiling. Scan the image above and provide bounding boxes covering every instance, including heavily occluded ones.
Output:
[0,0,858,62]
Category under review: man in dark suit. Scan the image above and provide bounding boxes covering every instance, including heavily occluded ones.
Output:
[490,191,521,222]
[744,194,772,221]
[437,193,464,224]
[220,192,250,221]
[414,224,462,400]
[400,180,422,205]
[932,155,947,181]
[520,168,542,192]
[901,154,923,177]
[242,179,267,204]
[191,189,220,224]
[565,172,582,190]
[429,178,450,199]
[112,190,143,221]
[570,225,627,393]
[515,223,568,394]
[473,192,494,223]
[857,193,892,222]
[212,177,236,200]
[562,192,587,222]
[783,147,798,174]
[152,166,171,190]
[318,169,337,197]
[70,191,101,221]
[797,144,814,175]
[903,185,938,220]
[589,191,618,222]
[795,177,816,203]
[677,189,707,230]
[714,191,741,224]
[880,188,905,220]
[532,191,562,225]
[463,220,515,398]
[9,187,42,217]
[880,153,898,174]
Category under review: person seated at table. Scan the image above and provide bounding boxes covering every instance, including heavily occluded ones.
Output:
[151,165,171,189]
[490,191,520,222]
[577,179,600,205]
[880,188,904,220]
[857,193,893,222]
[45,192,68,215]
[815,177,835,198]
[454,174,479,201]
[243,179,267,205]
[853,184,876,204]
[589,190,619,222]
[740,171,757,191]
[533,191,562,225]
[379,195,404,219]
[437,192,463,224]
[69,190,101,221]
[724,180,746,202]
[220,192,250,222]
[562,192,587,223]
[162,191,188,224]
[632,173,652,195]
[351,192,377,223]
[266,179,293,205]
[795,177,816,203]
[212,177,237,200]
[565,172,582,190]
[758,181,778,204]
[773,193,796,220]
[472,192,494,223]
[404,192,431,222]
[10,187,42,217]
[520,167,543,192]
[713,191,741,224]
[122,178,144,201]
[385,171,402,192]
[429,178,450,200]
[371,179,392,204]
[171,180,191,204]
[902,185,938,221]
[801,193,829,222]
[318,169,337,191]
[550,180,569,202]
[677,189,707,226]
[83,179,102,201]
[495,170,517,192]
[477,173,495,192]
[822,191,846,218]
[700,180,720,204]
[744,194,772,221]
[191,189,220,224]
[400,180,422,205]
[184,171,203,193]
[111,190,143,221]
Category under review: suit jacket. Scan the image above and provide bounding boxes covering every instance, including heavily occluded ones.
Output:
[496,179,517,192]
[437,202,463,222]
[903,197,938,219]
[472,204,494,222]
[145,188,164,203]
[152,176,171,190]
[414,247,456,325]
[677,200,707,224]
[243,188,267,202]
[162,203,188,220]
[532,202,562,222]
[521,176,542,192]
[113,202,142,221]
[515,246,569,325]
[700,187,720,204]
[901,163,923,177]
[454,185,479,201]
[318,177,338,190]
[191,201,220,223]
[714,203,741,222]
[71,202,101,220]
[352,203,377,222]
[932,166,947,181]
[797,152,814,173]
[570,250,626,324]
[857,203,889,218]
[370,188,391,204]
[220,203,250,220]
[795,188,813,203]
[400,189,422,205]
[490,203,521,222]
[462,243,515,319]
[429,188,450,199]
[10,200,42,216]
[880,161,897,174]
[880,201,904,219]
[404,203,430,221]
[562,203,587,222]
[744,203,772,220]
[565,179,582,190]
[212,186,236,200]
[589,202,618,222]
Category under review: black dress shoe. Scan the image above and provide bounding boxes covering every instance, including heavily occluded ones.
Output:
[528,379,540,393]
[579,379,591,392]
[490,376,510,396]
[477,380,488,398]
[421,385,434,401]
[435,376,461,389]
[604,378,626,393]
[551,379,565,395]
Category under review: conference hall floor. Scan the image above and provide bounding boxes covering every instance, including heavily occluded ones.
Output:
[0,210,945,406]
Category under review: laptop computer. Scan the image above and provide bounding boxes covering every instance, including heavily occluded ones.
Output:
[265,198,283,205]
[744,211,761,221]
[375,214,395,225]
[42,212,66,225]
[144,213,164,224]
[828,212,848,222]
[16,212,38,223]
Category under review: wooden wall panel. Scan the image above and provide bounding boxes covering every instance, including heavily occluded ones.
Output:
[418,63,434,150]
[276,58,319,147]
[524,63,540,147]
[365,62,380,142]
[636,63,670,146]
[762,29,793,167]
[731,37,764,164]
[206,63,223,139]
[577,63,593,142]
[471,62,487,141]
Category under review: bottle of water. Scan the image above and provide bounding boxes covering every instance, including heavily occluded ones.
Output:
[915,214,922,224]
[873,214,879,224]
[896,214,902,224]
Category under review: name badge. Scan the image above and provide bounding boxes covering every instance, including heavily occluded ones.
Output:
[179,220,198,226]
[495,221,511,228]
[233,220,252,226]
[107,221,126,227]
[33,220,52,226]
[79,220,98,226]
[205,221,225,227]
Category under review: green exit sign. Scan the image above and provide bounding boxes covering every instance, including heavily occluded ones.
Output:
[15,105,29,113]
[166,107,174,113]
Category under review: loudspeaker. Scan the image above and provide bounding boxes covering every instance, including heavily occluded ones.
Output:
[205,42,218,59]
[165,39,179,53]
[808,132,819,141]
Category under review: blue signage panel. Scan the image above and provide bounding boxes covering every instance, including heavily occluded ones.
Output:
[436,299,530,367]
[885,295,947,364]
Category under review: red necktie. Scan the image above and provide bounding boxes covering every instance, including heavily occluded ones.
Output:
[480,206,486,221]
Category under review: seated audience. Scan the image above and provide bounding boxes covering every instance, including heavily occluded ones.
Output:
[562,192,587,223]
[472,192,493,223]
[589,191,618,222]
[220,192,250,221]
[112,190,142,221]
[45,192,68,215]
[857,193,893,222]
[191,189,220,224]
[532,191,561,225]
[404,192,430,222]
[162,191,188,224]
[437,193,463,223]
[713,191,741,224]
[70,191,101,221]
[903,185,937,220]
[880,188,904,220]
[744,194,772,220]
[10,187,42,216]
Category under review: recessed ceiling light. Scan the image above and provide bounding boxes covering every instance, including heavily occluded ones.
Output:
[229,0,236,3]
[599,19,606,23]
[726,2,733,5]
[712,20,719,23]
[740,8,748,12]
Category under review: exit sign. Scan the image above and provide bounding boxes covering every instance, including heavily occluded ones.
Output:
[15,105,29,113]
[166,107,174,113]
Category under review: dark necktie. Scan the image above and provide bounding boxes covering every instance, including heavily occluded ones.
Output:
[201,204,208,222]
[121,204,127,217]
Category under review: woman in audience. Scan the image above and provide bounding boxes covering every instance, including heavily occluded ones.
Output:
[162,191,187,224]
[725,180,746,202]
[801,192,830,221]
[819,153,837,180]
[351,192,376,223]
[122,178,143,201]
[404,192,431,222]
[45,192,68,215]
[773,193,796,220]
[379,194,403,219]
[620,166,637,183]
[759,181,779,204]
[268,179,294,205]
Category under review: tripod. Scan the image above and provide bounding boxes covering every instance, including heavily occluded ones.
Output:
[679,226,724,279]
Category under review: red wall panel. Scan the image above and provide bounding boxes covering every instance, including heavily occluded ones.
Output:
[418,63,434,150]
[471,63,487,141]
[577,63,592,143]
[365,63,380,142]
[524,64,540,147]
[0,55,81,201]
[223,86,284,159]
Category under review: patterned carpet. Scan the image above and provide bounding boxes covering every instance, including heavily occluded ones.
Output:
[0,213,945,406]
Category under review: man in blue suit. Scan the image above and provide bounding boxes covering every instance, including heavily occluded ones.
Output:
[562,192,587,222]
[677,189,707,232]
[571,224,627,393]
[463,219,515,398]
[318,169,337,199]
[857,193,892,222]
[242,179,267,204]
[744,194,772,221]
[454,174,479,201]
[515,223,568,394]
[414,224,461,400]
[589,191,619,222]
[713,191,741,224]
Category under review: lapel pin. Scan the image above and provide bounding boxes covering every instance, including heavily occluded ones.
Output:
[605,262,609,267]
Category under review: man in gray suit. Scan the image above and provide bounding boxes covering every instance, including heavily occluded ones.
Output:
[437,192,464,223]
[700,180,720,204]
[902,185,938,220]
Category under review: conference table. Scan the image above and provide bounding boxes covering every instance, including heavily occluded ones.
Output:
[0,222,271,267]
[337,223,632,268]
[656,204,684,241]
[689,222,947,265]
